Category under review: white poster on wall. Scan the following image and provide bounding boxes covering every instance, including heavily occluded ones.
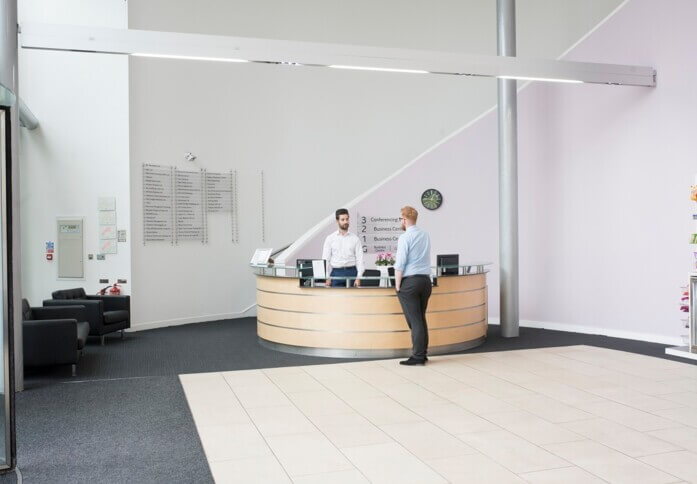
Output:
[100,239,117,254]
[98,210,117,226]
[100,225,117,240]
[98,197,116,211]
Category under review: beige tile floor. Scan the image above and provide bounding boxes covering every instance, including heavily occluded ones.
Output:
[179,345,697,483]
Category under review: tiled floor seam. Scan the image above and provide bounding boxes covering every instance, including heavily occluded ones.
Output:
[470,350,692,422]
[355,358,590,475]
[516,466,613,484]
[258,368,376,483]
[374,353,688,480]
[540,437,687,483]
[177,374,223,467]
[218,373,296,483]
[336,359,576,479]
[298,360,462,483]
[182,347,697,483]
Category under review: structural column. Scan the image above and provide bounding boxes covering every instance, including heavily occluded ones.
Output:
[497,0,519,337]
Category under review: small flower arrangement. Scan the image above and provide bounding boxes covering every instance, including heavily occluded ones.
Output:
[680,286,689,313]
[375,252,395,266]
[691,185,697,202]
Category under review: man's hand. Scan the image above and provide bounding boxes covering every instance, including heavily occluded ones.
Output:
[354,279,361,287]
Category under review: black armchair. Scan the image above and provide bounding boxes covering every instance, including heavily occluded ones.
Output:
[44,288,130,345]
[22,299,89,376]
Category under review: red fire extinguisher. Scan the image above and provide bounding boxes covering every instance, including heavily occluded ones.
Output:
[97,283,121,296]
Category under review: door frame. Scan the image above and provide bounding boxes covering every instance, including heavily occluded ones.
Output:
[0,106,17,472]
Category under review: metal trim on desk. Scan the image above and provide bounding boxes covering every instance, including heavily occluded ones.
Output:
[258,318,486,334]
[257,302,487,316]
[257,335,487,359]
[256,287,486,298]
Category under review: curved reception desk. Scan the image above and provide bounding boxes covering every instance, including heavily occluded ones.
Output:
[252,264,490,358]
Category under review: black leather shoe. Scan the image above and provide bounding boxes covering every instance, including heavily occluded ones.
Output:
[400,357,426,366]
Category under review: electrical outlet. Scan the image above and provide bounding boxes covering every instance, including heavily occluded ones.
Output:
[99,278,109,284]
[96,254,105,260]
[88,254,94,260]
[117,279,127,284]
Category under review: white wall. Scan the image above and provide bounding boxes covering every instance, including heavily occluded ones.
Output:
[285,0,697,345]
[18,0,131,305]
[516,0,697,344]
[127,0,624,329]
[128,0,621,57]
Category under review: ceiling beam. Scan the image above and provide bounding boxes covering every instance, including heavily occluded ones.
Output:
[20,23,656,87]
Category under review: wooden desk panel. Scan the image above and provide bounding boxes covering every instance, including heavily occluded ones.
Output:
[256,274,487,357]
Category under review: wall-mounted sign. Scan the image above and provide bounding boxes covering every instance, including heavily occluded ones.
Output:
[59,224,81,234]
[143,164,237,245]
[356,213,401,254]
[45,240,55,261]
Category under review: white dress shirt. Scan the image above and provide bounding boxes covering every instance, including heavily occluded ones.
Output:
[322,230,365,276]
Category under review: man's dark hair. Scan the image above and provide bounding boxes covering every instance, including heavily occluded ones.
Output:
[335,208,349,220]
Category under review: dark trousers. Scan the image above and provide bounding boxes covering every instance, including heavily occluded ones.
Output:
[330,266,357,287]
[397,275,432,359]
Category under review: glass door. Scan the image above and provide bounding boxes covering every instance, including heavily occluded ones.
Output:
[0,106,16,471]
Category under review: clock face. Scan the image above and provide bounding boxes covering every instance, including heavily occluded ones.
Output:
[421,189,443,210]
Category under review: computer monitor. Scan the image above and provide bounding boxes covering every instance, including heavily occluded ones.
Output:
[437,254,459,276]
[361,269,381,287]
[296,259,326,286]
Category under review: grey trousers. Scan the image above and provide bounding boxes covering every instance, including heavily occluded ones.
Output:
[397,275,432,359]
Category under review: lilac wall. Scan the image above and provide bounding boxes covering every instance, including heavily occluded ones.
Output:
[287,0,697,343]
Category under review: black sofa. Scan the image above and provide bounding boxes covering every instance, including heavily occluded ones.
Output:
[44,288,130,345]
[23,299,89,376]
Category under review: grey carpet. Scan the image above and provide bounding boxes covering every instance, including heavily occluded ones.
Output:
[13,377,211,484]
[1,317,692,483]
[22,317,695,385]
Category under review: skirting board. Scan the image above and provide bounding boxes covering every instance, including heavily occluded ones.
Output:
[488,317,683,347]
[128,304,257,332]
[665,346,697,361]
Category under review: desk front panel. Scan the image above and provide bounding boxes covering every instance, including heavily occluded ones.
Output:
[256,273,487,357]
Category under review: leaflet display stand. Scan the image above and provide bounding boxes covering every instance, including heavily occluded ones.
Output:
[666,274,697,360]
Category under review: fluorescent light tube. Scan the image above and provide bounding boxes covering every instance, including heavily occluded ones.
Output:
[498,75,582,84]
[131,53,249,63]
[329,65,428,74]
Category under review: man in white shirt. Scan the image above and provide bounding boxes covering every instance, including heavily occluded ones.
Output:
[322,208,365,287]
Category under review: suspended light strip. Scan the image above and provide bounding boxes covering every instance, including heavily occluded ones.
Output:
[329,65,428,74]
[132,53,249,63]
[498,75,583,84]
[20,23,656,87]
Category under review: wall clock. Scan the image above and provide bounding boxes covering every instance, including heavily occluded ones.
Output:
[421,189,443,210]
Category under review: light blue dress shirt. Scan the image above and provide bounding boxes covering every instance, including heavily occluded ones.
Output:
[394,225,431,277]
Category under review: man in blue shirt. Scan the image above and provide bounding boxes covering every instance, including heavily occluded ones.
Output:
[394,206,432,365]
